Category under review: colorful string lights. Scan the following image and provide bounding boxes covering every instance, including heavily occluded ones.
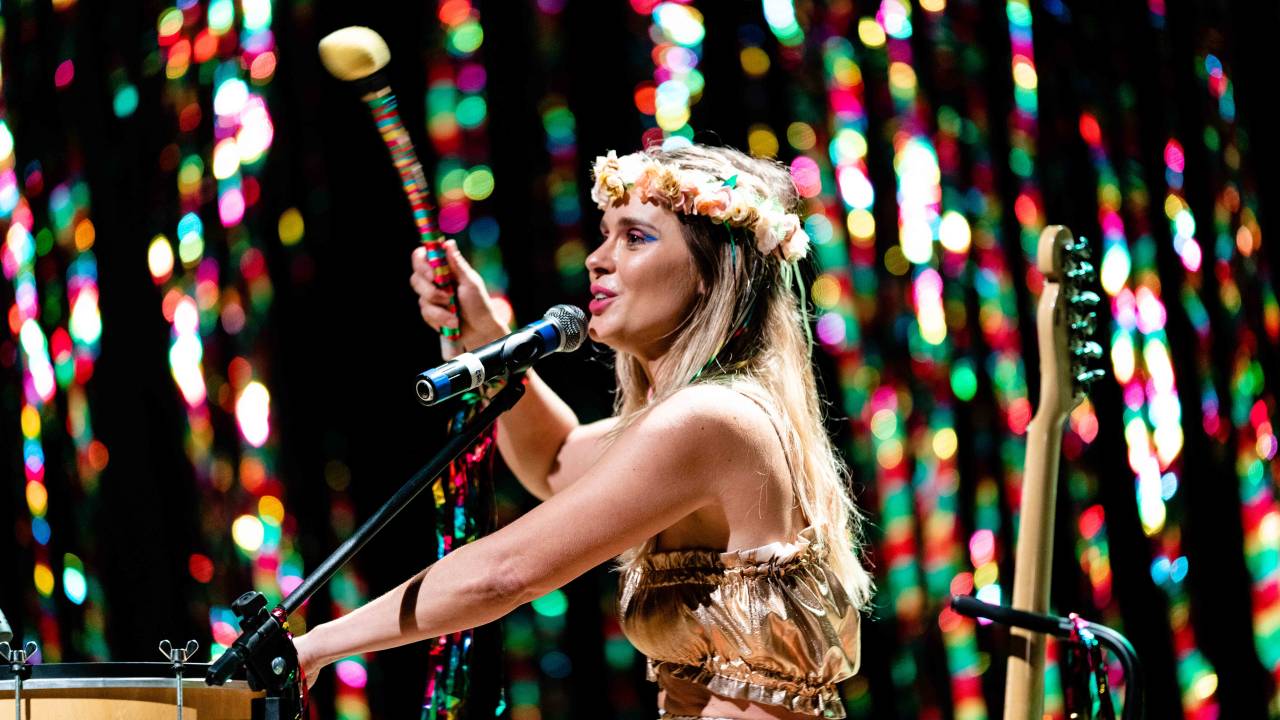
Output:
[1194,45,1280,703]
[1,123,64,660]
[770,0,878,703]
[152,0,301,668]
[323,457,372,720]
[534,0,589,294]
[1004,0,1044,283]
[945,0,1032,633]
[1,0,110,662]
[46,0,110,659]
[428,0,507,315]
[632,0,705,150]
[1078,95,1220,716]
[864,0,992,715]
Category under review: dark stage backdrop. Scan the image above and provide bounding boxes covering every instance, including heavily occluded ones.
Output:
[1,0,1278,718]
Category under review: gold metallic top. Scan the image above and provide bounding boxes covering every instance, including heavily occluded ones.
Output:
[617,526,862,718]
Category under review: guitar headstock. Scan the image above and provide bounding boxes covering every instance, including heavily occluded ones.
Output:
[1035,226,1105,420]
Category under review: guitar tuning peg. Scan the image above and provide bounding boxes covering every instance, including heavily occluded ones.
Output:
[1065,259,1096,284]
[1076,367,1106,386]
[1070,290,1101,309]
[1070,311,1098,337]
[1071,339,1104,361]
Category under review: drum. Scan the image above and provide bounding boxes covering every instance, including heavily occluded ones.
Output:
[0,662,263,719]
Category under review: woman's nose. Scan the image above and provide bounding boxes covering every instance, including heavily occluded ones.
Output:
[585,237,614,277]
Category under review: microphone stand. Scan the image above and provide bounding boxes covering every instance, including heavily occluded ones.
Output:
[950,595,1144,720]
[206,375,528,720]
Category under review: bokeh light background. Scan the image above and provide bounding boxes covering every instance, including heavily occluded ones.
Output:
[1,0,1278,718]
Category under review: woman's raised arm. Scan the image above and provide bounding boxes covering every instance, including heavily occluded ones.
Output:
[411,240,601,499]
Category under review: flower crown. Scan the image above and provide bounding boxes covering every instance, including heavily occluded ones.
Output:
[590,151,810,261]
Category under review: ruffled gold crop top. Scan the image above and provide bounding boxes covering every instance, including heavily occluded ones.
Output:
[617,526,861,719]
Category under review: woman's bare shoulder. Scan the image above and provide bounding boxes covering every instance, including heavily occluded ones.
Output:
[644,383,779,453]
[643,384,794,542]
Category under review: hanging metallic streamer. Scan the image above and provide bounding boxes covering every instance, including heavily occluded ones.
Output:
[420,2,509,717]
[823,9,937,716]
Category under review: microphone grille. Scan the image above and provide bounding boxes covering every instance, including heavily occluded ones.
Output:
[544,304,588,352]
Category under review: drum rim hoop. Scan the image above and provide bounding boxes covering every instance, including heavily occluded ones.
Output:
[0,662,257,692]
[0,677,257,692]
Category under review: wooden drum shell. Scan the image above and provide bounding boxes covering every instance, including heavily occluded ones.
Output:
[0,662,263,720]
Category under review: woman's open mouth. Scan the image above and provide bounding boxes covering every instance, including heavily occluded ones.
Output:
[589,285,616,315]
[589,295,615,314]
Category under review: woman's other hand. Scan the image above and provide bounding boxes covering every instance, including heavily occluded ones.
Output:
[410,239,509,351]
[292,631,326,691]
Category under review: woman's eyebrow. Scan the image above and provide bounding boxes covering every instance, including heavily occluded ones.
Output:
[601,216,660,234]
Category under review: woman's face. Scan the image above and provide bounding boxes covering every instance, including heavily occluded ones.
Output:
[585,195,701,360]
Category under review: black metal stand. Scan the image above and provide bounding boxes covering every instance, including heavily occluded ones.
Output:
[205,377,527,720]
[950,595,1144,720]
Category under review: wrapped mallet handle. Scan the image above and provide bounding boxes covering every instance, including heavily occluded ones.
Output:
[319,26,462,359]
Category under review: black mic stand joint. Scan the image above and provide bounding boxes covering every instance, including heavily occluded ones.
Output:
[213,592,300,720]
[206,375,528,720]
[950,595,1144,720]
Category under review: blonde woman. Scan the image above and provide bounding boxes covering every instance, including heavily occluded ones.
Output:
[294,144,874,719]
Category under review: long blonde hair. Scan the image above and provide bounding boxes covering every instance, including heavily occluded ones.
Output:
[609,144,873,608]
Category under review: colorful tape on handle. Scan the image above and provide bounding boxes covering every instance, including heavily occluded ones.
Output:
[364,89,462,359]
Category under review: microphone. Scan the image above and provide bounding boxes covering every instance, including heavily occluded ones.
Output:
[416,304,586,405]
[0,607,11,643]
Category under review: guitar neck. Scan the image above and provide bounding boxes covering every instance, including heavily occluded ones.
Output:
[1004,405,1068,719]
[1002,224,1102,720]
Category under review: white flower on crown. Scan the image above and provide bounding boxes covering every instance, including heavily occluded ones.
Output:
[590,150,809,261]
[758,211,809,261]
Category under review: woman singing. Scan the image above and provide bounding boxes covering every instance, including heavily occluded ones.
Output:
[294,144,874,719]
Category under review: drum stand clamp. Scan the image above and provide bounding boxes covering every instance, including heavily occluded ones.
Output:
[0,640,37,720]
[159,639,199,720]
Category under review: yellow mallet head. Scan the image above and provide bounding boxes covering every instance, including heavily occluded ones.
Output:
[318,26,391,82]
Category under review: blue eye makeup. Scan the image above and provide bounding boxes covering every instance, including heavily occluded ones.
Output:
[599,223,660,246]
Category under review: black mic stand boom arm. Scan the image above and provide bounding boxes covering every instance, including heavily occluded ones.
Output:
[205,376,528,720]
